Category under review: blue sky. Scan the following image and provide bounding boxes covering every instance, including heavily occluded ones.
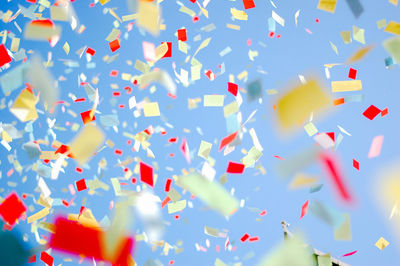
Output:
[1,0,400,265]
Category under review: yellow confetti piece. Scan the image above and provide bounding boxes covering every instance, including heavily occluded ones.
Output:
[143,102,161,117]
[198,140,212,159]
[10,37,20,52]
[230,8,248,20]
[377,19,387,29]
[27,207,50,223]
[69,124,105,165]
[317,0,337,13]
[10,89,39,122]
[340,31,351,44]
[385,21,400,35]
[276,79,331,131]
[346,45,374,64]
[63,41,70,55]
[330,41,338,55]
[226,23,240,30]
[137,1,160,36]
[203,95,224,107]
[353,25,365,44]
[389,0,398,5]
[331,80,362,92]
[375,237,390,250]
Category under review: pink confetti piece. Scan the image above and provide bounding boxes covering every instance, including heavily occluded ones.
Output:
[368,135,384,158]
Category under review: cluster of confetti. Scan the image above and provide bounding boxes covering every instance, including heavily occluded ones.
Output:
[0,0,400,265]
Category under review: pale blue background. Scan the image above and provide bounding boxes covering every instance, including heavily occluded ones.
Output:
[0,0,400,265]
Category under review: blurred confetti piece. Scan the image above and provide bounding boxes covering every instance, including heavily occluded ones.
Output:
[49,217,134,265]
[346,45,374,64]
[319,152,353,203]
[176,172,239,216]
[275,79,331,132]
[143,102,160,117]
[289,173,318,190]
[258,235,313,266]
[24,19,61,41]
[368,135,384,158]
[300,200,309,219]
[0,193,26,226]
[345,0,364,18]
[334,213,352,241]
[9,88,38,122]
[69,124,105,165]
[137,0,161,36]
[27,55,59,110]
[375,237,389,250]
[383,37,400,63]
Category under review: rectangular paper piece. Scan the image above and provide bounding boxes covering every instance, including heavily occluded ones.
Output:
[276,79,331,131]
[69,124,105,165]
[176,173,239,216]
[331,80,362,92]
[204,95,224,107]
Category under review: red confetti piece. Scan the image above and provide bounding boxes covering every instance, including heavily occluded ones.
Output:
[74,98,86,102]
[189,0,196,2]
[86,47,96,56]
[342,250,357,257]
[165,178,172,192]
[243,0,255,9]
[161,42,172,58]
[161,196,171,208]
[177,29,187,42]
[249,236,259,242]
[114,149,123,155]
[363,105,381,120]
[320,153,353,203]
[0,44,12,67]
[348,68,357,79]
[326,132,335,142]
[226,161,245,174]
[353,159,359,171]
[228,82,238,96]
[76,179,87,192]
[75,167,83,173]
[0,193,26,226]
[40,251,54,266]
[381,107,389,117]
[240,233,250,242]
[219,131,238,151]
[300,200,309,219]
[49,217,134,265]
[110,70,119,77]
[269,32,275,38]
[168,137,178,143]
[28,254,36,263]
[180,138,191,164]
[80,110,95,124]
[259,210,267,216]
[109,39,120,52]
[333,97,345,106]
[140,161,154,187]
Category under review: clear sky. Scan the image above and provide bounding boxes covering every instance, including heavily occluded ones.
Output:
[0,0,400,265]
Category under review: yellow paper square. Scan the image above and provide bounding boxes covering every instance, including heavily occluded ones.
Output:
[276,79,331,131]
[385,21,400,35]
[143,102,161,117]
[375,237,390,250]
[137,1,160,36]
[204,95,224,107]
[317,0,337,13]
[69,124,105,165]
